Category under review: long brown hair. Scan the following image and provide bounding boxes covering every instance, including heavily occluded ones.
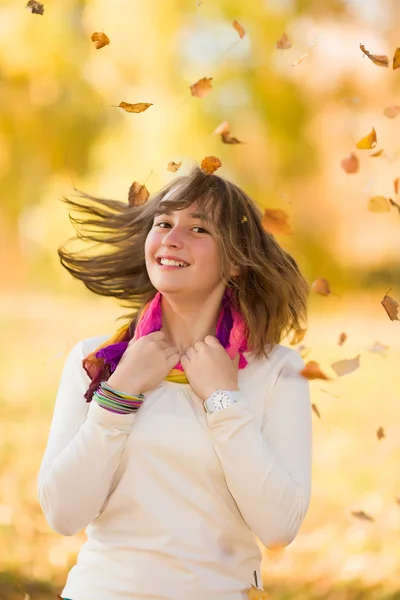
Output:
[58,165,309,359]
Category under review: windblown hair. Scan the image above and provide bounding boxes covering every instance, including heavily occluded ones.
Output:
[58,165,309,359]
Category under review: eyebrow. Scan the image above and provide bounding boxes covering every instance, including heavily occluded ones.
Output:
[155,210,209,221]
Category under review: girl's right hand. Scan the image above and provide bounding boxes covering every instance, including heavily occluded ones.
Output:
[106,331,180,396]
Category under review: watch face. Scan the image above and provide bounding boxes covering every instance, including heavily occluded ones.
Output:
[213,391,230,410]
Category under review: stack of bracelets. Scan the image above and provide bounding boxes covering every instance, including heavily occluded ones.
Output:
[93,381,145,415]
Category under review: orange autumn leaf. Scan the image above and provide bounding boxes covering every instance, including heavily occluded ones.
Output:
[276,33,291,49]
[262,209,292,235]
[290,328,307,346]
[116,102,153,113]
[370,149,384,157]
[300,361,332,381]
[377,426,385,441]
[341,152,359,174]
[393,47,400,70]
[356,127,377,149]
[26,0,44,14]
[213,121,243,144]
[311,277,331,296]
[312,404,321,419]
[201,156,222,174]
[383,105,400,119]
[367,196,391,212]
[128,182,150,207]
[351,510,374,522]
[167,161,182,172]
[190,77,213,99]
[338,332,347,346]
[246,585,270,599]
[331,355,361,377]
[360,44,389,67]
[232,20,246,39]
[394,177,399,194]
[381,291,400,321]
[91,32,110,49]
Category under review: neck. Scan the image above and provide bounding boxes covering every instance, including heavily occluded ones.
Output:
[160,286,226,355]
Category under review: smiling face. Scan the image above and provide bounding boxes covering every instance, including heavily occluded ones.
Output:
[144,202,226,298]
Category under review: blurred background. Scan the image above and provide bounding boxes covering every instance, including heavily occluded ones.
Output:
[1,0,400,598]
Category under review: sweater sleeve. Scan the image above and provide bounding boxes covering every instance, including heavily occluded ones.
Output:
[205,348,312,550]
[37,339,136,536]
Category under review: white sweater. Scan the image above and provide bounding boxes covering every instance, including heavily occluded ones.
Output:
[38,335,312,600]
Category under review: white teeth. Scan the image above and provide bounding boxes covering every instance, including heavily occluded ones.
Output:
[159,258,188,267]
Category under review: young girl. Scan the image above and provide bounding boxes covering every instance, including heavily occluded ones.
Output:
[38,165,312,600]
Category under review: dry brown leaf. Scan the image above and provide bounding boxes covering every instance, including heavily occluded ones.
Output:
[190,77,213,99]
[367,196,391,212]
[351,510,374,522]
[262,209,292,235]
[201,156,222,174]
[233,20,246,39]
[26,0,44,14]
[377,426,385,441]
[276,33,291,49]
[290,328,307,346]
[394,177,399,194]
[341,152,359,174]
[393,47,400,70]
[91,32,110,49]
[389,197,400,215]
[116,102,153,113]
[246,585,270,599]
[221,132,243,145]
[370,149,384,157]
[360,44,389,67]
[293,52,309,67]
[356,127,377,149]
[167,161,182,172]
[312,404,321,419]
[381,291,400,321]
[338,332,347,346]
[331,355,360,377]
[128,182,150,207]
[300,361,332,381]
[311,277,331,296]
[384,105,400,119]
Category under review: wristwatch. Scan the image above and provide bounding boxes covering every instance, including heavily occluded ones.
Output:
[203,389,242,414]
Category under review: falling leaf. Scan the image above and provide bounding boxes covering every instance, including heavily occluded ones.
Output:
[300,361,332,381]
[331,355,360,377]
[201,156,222,174]
[376,426,385,441]
[384,105,400,119]
[381,291,400,321]
[356,127,377,149]
[212,121,243,144]
[389,197,400,216]
[351,510,374,522]
[293,52,309,67]
[367,196,391,212]
[311,277,331,296]
[370,149,384,157]
[276,33,291,49]
[167,161,182,172]
[26,0,44,14]
[338,332,347,346]
[312,404,321,419]
[360,44,389,67]
[394,178,399,194]
[128,182,150,207]
[246,585,270,599]
[241,216,248,223]
[290,328,307,346]
[297,345,312,359]
[262,209,292,235]
[190,77,213,99]
[367,341,389,356]
[213,121,230,136]
[91,32,110,49]
[393,47,400,70]
[232,20,246,39]
[222,132,244,144]
[115,102,153,113]
[341,152,359,174]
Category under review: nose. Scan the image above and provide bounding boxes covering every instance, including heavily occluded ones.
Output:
[161,226,184,249]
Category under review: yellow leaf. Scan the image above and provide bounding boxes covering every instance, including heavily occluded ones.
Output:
[190,77,213,99]
[201,156,222,174]
[246,584,270,599]
[117,102,153,113]
[367,196,391,212]
[393,47,400,70]
[262,208,292,235]
[360,44,389,67]
[369,149,384,157]
[356,127,377,149]
[290,328,307,346]
[91,32,110,49]
[232,20,246,39]
[167,161,182,172]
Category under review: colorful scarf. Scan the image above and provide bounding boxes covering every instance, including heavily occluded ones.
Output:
[82,288,248,401]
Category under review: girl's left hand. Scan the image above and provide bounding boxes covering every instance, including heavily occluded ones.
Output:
[181,335,239,401]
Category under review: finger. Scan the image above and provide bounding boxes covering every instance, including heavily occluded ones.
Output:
[164,346,180,360]
[147,330,166,341]
[183,346,196,359]
[167,352,180,369]
[204,335,220,347]
[193,340,205,351]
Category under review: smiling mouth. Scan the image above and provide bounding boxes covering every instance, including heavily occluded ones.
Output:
[156,258,190,268]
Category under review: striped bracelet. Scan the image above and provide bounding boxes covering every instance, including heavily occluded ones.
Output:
[92,381,145,415]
